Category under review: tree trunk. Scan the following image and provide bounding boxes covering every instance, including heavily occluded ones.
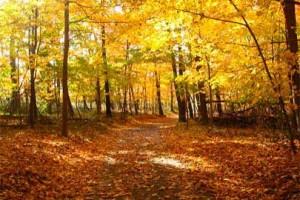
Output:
[28,8,39,128]
[56,78,61,117]
[104,79,112,117]
[47,102,52,114]
[170,82,175,112]
[143,83,147,113]
[62,0,69,137]
[187,92,194,119]
[129,85,133,115]
[196,66,208,122]
[29,68,38,127]
[199,85,208,122]
[101,25,112,117]
[25,88,29,115]
[130,86,139,115]
[67,92,74,118]
[206,57,213,120]
[83,96,89,110]
[122,87,128,116]
[47,85,53,114]
[215,88,223,116]
[178,47,187,122]
[96,77,102,115]
[75,96,82,119]
[155,69,164,116]
[282,0,300,132]
[171,50,186,122]
[9,36,20,115]
[121,41,129,118]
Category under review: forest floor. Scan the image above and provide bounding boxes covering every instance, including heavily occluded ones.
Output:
[0,115,300,200]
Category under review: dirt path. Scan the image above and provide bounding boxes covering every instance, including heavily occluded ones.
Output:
[88,118,212,200]
[1,116,299,200]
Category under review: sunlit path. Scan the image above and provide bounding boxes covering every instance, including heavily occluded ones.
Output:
[1,0,300,199]
[1,116,299,199]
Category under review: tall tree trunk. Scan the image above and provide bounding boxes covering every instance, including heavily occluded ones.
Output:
[178,46,187,122]
[171,50,186,122]
[282,0,300,132]
[122,41,129,118]
[28,7,39,128]
[101,25,112,117]
[122,87,128,116]
[215,87,223,116]
[143,82,147,113]
[129,86,133,115]
[96,77,102,115]
[47,84,52,114]
[25,88,29,114]
[55,78,61,117]
[9,36,20,115]
[187,92,194,119]
[83,96,89,110]
[206,57,213,120]
[75,96,82,119]
[62,0,69,137]
[29,68,37,127]
[199,82,208,122]
[129,86,138,115]
[192,95,197,118]
[67,90,74,118]
[90,101,93,110]
[196,66,208,122]
[155,68,164,116]
[170,82,175,112]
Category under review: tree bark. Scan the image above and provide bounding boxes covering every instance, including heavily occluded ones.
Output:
[83,96,89,110]
[55,78,61,117]
[9,36,20,115]
[28,7,39,128]
[198,81,208,123]
[155,69,164,116]
[101,25,112,117]
[216,87,223,116]
[178,47,187,122]
[96,77,102,115]
[282,0,300,132]
[187,92,194,119]
[206,57,213,120]
[171,50,186,122]
[170,82,175,112]
[62,0,70,137]
[143,81,147,113]
[122,41,129,118]
[196,65,208,122]
[130,85,139,115]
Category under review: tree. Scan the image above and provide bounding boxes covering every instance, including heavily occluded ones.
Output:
[9,35,20,115]
[171,50,187,122]
[101,25,112,118]
[155,66,164,116]
[62,0,70,137]
[281,0,300,132]
[28,5,39,128]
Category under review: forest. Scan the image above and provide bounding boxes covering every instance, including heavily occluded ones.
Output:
[0,0,300,199]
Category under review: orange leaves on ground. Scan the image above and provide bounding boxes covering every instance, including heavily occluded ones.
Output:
[0,117,300,199]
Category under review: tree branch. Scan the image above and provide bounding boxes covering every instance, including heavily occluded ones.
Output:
[174,8,246,26]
